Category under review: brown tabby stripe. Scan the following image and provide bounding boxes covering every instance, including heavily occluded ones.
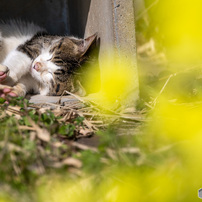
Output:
[55,84,60,93]
[17,32,48,59]
[17,45,36,59]
[54,69,65,75]
[50,79,55,88]
[50,46,57,53]
[57,38,64,49]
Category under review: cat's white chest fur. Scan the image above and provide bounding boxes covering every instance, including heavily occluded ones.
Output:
[0,20,52,96]
[3,50,32,82]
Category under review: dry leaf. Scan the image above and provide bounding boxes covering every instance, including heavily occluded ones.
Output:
[36,128,50,142]
[79,128,93,136]
[62,157,82,168]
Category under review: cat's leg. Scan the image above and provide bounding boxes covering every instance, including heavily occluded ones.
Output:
[0,83,27,99]
[0,50,32,84]
[0,64,9,82]
[0,33,9,82]
[0,85,17,99]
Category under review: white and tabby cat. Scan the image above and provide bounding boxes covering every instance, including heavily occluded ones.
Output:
[0,20,97,99]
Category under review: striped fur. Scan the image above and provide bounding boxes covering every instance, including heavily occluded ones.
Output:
[0,20,98,97]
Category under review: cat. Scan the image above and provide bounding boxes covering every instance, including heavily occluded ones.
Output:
[0,20,98,99]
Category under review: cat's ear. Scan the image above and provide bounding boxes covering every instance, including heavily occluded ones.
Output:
[78,33,97,57]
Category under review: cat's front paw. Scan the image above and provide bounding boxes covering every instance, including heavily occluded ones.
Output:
[0,65,9,83]
[0,85,17,103]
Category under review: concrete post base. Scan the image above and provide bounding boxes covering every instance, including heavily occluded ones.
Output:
[85,0,139,108]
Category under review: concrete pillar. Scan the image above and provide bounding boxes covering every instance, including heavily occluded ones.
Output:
[85,0,139,107]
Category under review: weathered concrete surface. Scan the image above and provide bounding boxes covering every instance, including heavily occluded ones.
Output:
[29,95,77,104]
[85,0,115,57]
[85,0,139,107]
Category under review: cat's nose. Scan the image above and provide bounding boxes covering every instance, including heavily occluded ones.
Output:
[33,62,42,72]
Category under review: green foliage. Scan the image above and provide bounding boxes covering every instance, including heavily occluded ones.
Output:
[74,116,84,126]
[41,111,56,126]
[58,117,85,137]
[0,97,6,104]
[97,127,119,150]
[58,124,75,136]
[0,97,86,195]
[79,150,104,173]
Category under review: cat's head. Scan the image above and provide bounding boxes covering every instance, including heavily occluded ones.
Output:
[30,33,98,96]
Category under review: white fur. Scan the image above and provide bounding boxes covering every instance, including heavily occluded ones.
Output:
[39,72,54,95]
[32,51,59,73]
[3,50,32,82]
[31,51,59,92]
[0,20,57,95]
[0,20,44,63]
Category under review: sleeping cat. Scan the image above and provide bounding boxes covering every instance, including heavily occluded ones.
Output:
[0,20,97,99]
